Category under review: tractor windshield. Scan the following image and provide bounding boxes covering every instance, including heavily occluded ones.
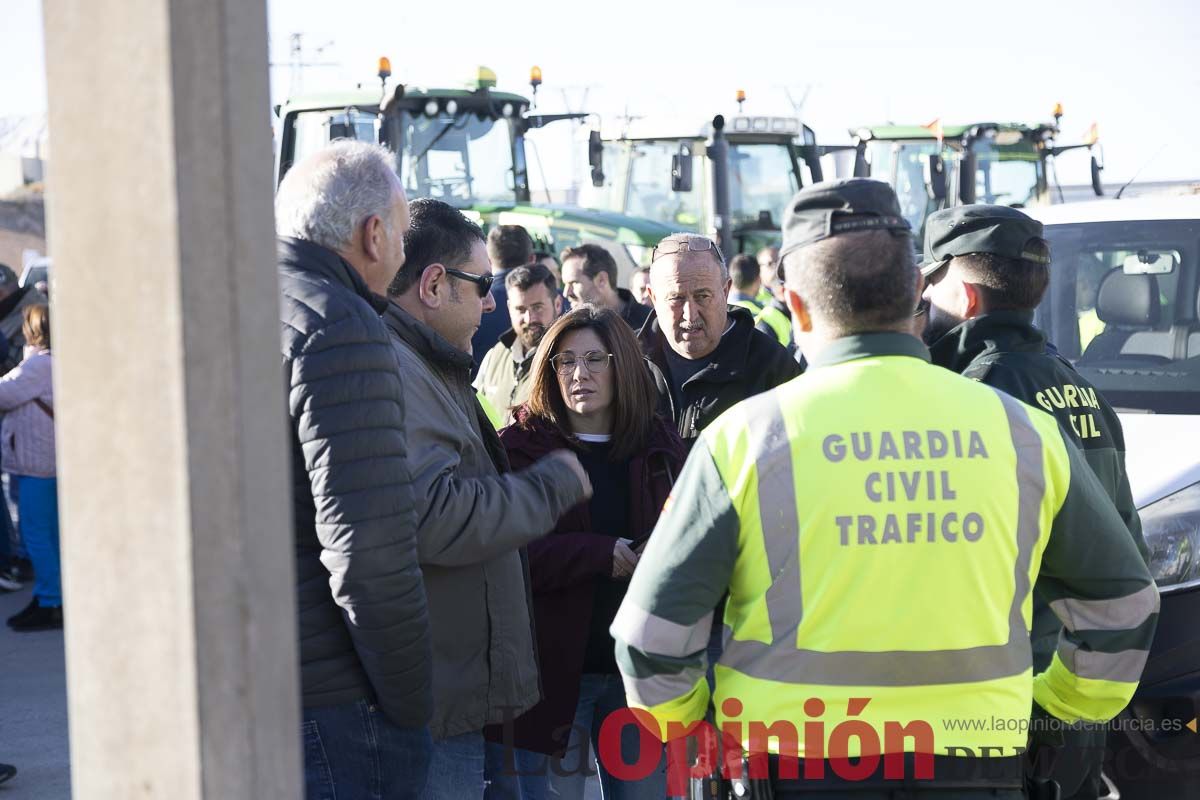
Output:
[866,139,948,234]
[623,140,705,230]
[398,110,516,207]
[728,143,798,230]
[970,137,1042,206]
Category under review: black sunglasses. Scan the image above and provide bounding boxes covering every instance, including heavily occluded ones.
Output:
[443,268,494,298]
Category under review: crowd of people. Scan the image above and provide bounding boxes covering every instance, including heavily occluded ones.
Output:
[0,131,1155,799]
[0,270,57,789]
[274,139,1154,800]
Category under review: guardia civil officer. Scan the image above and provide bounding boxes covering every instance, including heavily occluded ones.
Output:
[920,204,1149,800]
[611,179,1159,799]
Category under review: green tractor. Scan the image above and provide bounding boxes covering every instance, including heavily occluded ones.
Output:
[583,112,853,258]
[274,63,673,282]
[850,108,1104,238]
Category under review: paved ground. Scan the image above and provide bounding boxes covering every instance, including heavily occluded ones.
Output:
[0,585,603,799]
[0,586,71,799]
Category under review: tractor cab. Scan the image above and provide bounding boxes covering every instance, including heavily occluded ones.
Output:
[583,114,851,257]
[851,110,1103,239]
[275,65,673,281]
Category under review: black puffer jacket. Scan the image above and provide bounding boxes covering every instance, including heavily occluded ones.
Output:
[278,237,431,727]
[639,306,801,443]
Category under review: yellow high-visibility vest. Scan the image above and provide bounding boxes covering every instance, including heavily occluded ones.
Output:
[613,333,1157,761]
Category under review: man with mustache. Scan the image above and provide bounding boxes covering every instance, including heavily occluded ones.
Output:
[474,263,563,426]
[638,232,799,446]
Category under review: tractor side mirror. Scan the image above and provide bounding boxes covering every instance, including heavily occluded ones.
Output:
[588,130,605,187]
[328,117,355,142]
[925,154,947,202]
[853,142,870,177]
[959,150,977,204]
[1090,152,1104,196]
[671,144,694,193]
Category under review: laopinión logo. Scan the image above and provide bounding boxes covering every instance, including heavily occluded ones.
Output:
[495,699,1200,792]
[496,696,940,794]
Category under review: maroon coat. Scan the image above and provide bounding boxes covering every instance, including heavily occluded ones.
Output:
[489,408,686,756]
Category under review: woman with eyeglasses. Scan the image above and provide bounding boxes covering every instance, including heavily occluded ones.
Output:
[490,305,685,800]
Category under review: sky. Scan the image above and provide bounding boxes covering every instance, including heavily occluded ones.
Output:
[4,0,1200,188]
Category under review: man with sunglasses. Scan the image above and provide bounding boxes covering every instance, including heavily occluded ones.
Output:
[638,232,800,445]
[383,199,593,799]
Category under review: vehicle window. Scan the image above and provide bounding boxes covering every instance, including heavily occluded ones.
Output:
[398,111,514,206]
[1038,219,1200,414]
[727,143,798,229]
[867,140,949,237]
[288,110,379,169]
[970,138,1041,207]
[624,142,704,230]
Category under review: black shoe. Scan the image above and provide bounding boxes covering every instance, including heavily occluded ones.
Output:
[9,603,61,632]
[0,763,14,784]
[6,597,40,627]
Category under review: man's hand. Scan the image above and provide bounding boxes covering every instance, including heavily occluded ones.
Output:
[613,538,639,578]
[544,449,593,499]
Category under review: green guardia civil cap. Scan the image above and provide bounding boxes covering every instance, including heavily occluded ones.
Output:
[779,178,911,261]
[920,204,1051,277]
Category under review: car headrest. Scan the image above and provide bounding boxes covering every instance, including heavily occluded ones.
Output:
[1097,269,1161,327]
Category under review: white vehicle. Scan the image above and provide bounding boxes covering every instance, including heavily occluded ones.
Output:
[1030,196,1200,799]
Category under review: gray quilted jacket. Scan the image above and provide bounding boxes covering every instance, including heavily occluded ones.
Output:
[278,237,431,727]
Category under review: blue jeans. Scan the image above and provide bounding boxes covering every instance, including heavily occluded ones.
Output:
[549,673,666,800]
[484,741,549,800]
[421,731,486,800]
[18,476,58,606]
[302,700,432,800]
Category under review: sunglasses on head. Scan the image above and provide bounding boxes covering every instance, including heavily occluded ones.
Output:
[650,236,725,266]
[443,268,494,298]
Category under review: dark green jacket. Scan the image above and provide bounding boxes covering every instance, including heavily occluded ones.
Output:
[929,310,1149,667]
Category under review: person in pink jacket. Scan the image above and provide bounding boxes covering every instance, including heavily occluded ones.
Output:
[1,304,59,632]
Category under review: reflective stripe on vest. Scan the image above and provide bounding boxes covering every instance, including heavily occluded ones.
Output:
[755,305,791,347]
[730,299,764,318]
[719,387,1046,686]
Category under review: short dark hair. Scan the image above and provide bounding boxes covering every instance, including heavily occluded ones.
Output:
[951,244,1050,310]
[784,229,915,336]
[486,225,534,271]
[525,306,659,461]
[533,249,559,267]
[506,264,558,295]
[560,244,617,286]
[729,254,760,291]
[389,199,485,296]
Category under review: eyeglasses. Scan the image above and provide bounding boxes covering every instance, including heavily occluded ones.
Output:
[550,350,614,375]
[444,268,494,298]
[913,298,929,318]
[650,236,725,266]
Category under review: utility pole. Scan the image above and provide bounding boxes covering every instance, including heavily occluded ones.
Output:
[557,85,595,204]
[269,32,337,97]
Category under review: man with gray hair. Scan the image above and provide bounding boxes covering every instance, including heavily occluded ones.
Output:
[276,140,433,800]
[637,232,798,445]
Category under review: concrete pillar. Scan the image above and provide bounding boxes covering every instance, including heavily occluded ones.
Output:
[42,1,300,797]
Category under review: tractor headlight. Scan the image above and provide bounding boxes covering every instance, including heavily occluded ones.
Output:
[1142,482,1200,590]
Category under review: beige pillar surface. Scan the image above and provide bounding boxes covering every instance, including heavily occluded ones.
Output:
[42,0,300,797]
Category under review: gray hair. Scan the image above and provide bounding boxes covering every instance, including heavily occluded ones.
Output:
[650,232,728,279]
[275,140,399,251]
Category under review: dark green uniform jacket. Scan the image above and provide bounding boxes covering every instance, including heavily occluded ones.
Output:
[929,310,1149,667]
